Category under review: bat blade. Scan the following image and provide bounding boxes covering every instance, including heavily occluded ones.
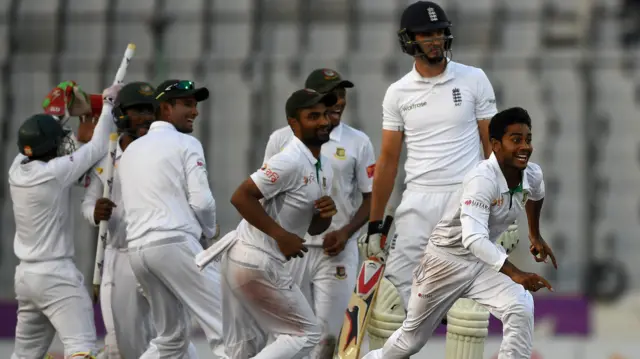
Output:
[335,257,386,359]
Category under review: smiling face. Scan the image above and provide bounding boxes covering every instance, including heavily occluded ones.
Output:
[492,123,533,171]
[160,96,199,133]
[288,102,331,147]
[327,87,347,128]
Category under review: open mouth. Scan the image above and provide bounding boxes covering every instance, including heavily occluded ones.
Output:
[515,154,529,163]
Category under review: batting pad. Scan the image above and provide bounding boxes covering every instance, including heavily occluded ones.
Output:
[445,298,489,359]
[367,278,405,350]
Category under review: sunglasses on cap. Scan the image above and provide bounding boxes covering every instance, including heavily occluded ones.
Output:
[163,80,195,92]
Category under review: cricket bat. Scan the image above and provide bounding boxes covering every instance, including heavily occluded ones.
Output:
[91,43,136,302]
[335,215,394,359]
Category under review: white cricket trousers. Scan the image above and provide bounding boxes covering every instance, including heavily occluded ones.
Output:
[363,245,534,359]
[385,187,461,308]
[285,240,358,358]
[128,236,225,359]
[100,247,154,358]
[12,259,97,359]
[221,241,321,359]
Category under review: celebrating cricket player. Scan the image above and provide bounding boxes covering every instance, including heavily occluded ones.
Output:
[262,69,376,358]
[9,83,121,359]
[360,1,504,346]
[219,89,338,358]
[81,82,163,358]
[363,107,557,359]
[118,80,225,358]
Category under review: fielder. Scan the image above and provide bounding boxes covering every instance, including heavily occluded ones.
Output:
[263,69,375,358]
[361,1,504,347]
[9,84,121,359]
[119,80,225,358]
[216,89,337,358]
[81,82,165,358]
[363,107,557,359]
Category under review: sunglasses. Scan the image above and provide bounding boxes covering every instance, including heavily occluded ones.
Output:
[156,81,195,100]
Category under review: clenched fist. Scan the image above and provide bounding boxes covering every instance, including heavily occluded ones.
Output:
[93,198,116,224]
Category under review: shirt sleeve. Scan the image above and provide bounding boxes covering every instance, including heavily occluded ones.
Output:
[382,86,404,131]
[525,162,545,201]
[81,168,103,227]
[250,151,299,200]
[356,138,376,193]
[49,103,115,187]
[474,69,498,120]
[184,139,217,238]
[460,175,508,271]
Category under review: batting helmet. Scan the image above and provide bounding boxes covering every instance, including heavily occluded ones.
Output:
[398,1,453,56]
[113,81,157,133]
[17,114,67,158]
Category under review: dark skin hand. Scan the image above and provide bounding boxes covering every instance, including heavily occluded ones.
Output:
[93,198,116,224]
[324,193,371,256]
[308,196,336,236]
[500,259,554,292]
[231,178,308,260]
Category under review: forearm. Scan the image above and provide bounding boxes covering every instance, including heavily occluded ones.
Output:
[465,236,508,272]
[499,259,520,277]
[231,193,286,239]
[308,214,331,236]
[525,198,543,239]
[370,158,398,221]
[192,196,217,238]
[340,194,371,237]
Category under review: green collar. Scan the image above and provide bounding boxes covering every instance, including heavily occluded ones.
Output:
[315,158,322,179]
[509,183,523,195]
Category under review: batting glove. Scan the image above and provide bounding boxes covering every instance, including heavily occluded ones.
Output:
[102,83,124,107]
[360,215,394,262]
[496,222,520,255]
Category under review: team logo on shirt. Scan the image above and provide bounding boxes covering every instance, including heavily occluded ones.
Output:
[464,199,489,210]
[522,192,529,204]
[334,147,346,160]
[452,88,462,106]
[366,164,376,178]
[491,198,504,207]
[23,146,32,156]
[335,266,347,279]
[96,167,104,175]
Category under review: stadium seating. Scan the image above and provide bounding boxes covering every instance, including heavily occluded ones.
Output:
[1,0,639,296]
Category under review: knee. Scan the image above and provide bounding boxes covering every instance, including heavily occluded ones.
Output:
[304,322,322,348]
[502,292,534,327]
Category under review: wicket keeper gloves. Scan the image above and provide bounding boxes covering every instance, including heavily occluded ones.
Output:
[359,215,394,262]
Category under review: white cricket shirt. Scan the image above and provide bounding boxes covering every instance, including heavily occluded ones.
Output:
[9,105,114,262]
[429,154,545,271]
[263,123,375,245]
[237,136,333,260]
[118,121,216,246]
[382,61,498,189]
[81,136,126,249]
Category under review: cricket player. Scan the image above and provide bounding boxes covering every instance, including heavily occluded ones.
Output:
[363,107,557,359]
[263,69,375,357]
[361,1,503,345]
[81,82,161,358]
[9,83,121,359]
[118,80,225,358]
[219,89,338,358]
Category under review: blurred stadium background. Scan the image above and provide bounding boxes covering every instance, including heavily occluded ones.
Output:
[0,0,639,357]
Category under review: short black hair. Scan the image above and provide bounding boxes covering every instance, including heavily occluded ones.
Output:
[489,107,532,141]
